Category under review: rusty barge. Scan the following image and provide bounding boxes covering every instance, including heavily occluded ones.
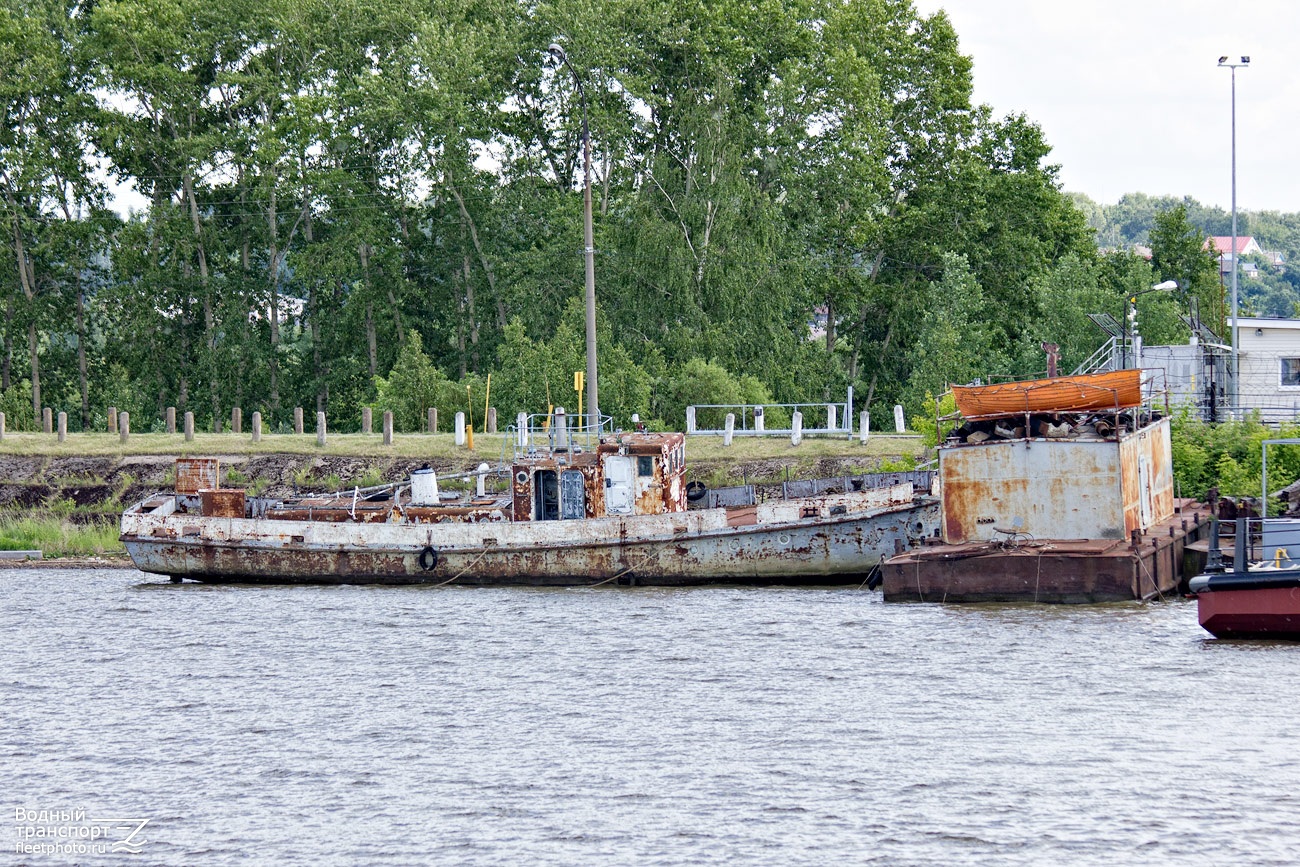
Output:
[880,371,1212,603]
[120,414,939,586]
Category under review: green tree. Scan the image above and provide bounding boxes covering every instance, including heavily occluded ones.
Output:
[1148,203,1220,338]
[372,331,454,432]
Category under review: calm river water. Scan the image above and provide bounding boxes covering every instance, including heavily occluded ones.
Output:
[3,567,1299,865]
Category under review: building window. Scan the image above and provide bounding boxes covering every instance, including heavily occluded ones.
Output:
[1282,358,1300,388]
[637,456,656,477]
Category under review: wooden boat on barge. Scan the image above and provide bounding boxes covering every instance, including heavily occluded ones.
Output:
[951,368,1141,419]
[120,412,939,586]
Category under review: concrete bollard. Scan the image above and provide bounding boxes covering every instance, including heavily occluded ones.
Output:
[685,405,696,434]
[859,411,870,444]
[455,412,466,446]
[754,405,765,433]
[42,407,52,434]
[427,407,437,434]
[57,412,66,443]
[477,463,489,497]
[516,412,529,448]
[166,406,176,434]
[827,404,837,432]
[294,406,304,435]
[0,411,5,441]
[231,407,242,435]
[316,411,327,447]
[723,413,735,447]
[108,407,117,434]
[791,410,803,446]
[184,412,194,442]
[554,407,571,452]
[252,411,262,442]
[894,404,906,433]
[383,411,393,446]
[362,407,372,435]
[487,407,497,434]
[118,411,129,443]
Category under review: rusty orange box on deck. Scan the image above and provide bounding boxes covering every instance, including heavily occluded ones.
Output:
[199,488,246,518]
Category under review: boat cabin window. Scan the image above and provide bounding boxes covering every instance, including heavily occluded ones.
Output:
[637,456,656,477]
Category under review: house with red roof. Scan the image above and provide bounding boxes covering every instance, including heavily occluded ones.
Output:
[1207,236,1263,256]
[1205,236,1267,277]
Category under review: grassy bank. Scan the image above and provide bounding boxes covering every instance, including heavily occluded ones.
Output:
[0,514,124,558]
[0,430,928,462]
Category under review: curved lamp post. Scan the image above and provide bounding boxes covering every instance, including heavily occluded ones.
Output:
[1125,279,1178,369]
[1218,54,1249,417]
[548,42,599,433]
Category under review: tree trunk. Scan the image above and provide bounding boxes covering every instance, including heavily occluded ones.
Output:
[26,321,40,422]
[266,181,281,411]
[447,181,506,329]
[456,252,467,379]
[366,301,377,378]
[185,174,220,426]
[76,279,89,429]
[864,315,896,411]
[825,297,836,353]
[3,295,13,390]
[4,183,41,420]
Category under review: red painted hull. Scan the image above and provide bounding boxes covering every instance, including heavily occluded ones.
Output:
[1197,586,1300,639]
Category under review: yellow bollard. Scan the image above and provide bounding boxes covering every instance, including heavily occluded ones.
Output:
[467,424,474,451]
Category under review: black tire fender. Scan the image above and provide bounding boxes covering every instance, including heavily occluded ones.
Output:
[417,546,438,571]
[686,481,708,502]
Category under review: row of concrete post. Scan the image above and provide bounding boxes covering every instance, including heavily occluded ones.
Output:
[0,406,504,444]
[2,403,906,446]
[23,407,510,448]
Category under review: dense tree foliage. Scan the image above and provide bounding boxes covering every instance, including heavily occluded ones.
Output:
[7,0,1259,434]
[1079,191,1300,322]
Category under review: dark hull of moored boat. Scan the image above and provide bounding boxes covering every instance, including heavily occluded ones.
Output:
[1189,569,1300,640]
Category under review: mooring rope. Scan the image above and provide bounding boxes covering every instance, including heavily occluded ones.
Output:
[430,548,492,588]
[1136,542,1165,602]
[589,552,656,587]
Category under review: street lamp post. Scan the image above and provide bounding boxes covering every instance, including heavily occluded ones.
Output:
[1126,280,1179,369]
[1218,55,1249,417]
[548,42,600,433]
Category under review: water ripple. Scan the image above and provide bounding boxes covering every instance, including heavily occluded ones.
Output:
[2,569,1299,865]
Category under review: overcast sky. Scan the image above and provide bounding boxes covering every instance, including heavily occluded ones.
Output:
[912,0,1300,213]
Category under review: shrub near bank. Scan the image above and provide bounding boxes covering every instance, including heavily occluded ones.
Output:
[1170,411,1300,508]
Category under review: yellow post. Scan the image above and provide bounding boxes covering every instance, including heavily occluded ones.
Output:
[574,370,584,426]
[468,424,474,450]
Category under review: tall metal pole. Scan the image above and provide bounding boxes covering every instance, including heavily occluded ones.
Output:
[1219,56,1248,418]
[549,44,599,433]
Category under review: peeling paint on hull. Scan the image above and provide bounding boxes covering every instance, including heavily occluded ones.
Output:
[122,485,939,586]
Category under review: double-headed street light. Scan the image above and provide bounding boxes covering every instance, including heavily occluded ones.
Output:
[1218,54,1249,417]
[548,42,599,433]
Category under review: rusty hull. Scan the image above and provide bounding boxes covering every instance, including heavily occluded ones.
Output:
[882,500,1212,603]
[122,483,939,586]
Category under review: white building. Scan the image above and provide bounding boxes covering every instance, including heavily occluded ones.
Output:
[1234,317,1300,423]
